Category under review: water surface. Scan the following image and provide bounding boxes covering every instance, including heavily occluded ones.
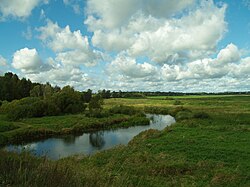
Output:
[6,114,175,160]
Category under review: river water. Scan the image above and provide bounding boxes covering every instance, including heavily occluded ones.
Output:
[6,114,175,160]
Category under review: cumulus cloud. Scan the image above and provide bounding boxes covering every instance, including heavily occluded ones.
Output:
[109,55,157,78]
[231,57,250,78]
[25,65,93,90]
[38,20,101,67]
[85,0,227,64]
[159,43,246,82]
[12,48,51,73]
[217,43,240,64]
[104,43,250,92]
[38,20,89,52]
[0,0,47,20]
[86,0,195,29]
[55,49,101,67]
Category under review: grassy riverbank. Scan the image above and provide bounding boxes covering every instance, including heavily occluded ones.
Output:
[0,113,149,146]
[1,95,250,186]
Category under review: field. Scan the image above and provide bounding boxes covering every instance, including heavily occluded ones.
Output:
[1,95,250,186]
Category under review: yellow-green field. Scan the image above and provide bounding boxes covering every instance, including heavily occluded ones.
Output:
[1,95,250,186]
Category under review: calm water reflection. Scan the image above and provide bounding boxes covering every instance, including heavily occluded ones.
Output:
[6,114,175,160]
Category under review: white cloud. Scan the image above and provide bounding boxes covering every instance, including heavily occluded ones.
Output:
[85,0,227,64]
[55,49,100,67]
[0,0,47,20]
[25,65,93,90]
[217,43,240,64]
[38,20,89,52]
[231,57,250,78]
[86,0,195,29]
[106,43,249,92]
[109,55,157,78]
[22,26,33,40]
[38,20,102,67]
[0,55,7,66]
[12,48,50,73]
[63,0,82,14]
[0,55,11,75]
[159,43,244,81]
[131,2,227,63]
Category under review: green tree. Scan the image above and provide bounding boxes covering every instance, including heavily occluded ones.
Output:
[30,85,43,97]
[42,83,54,99]
[83,89,92,103]
[88,94,103,114]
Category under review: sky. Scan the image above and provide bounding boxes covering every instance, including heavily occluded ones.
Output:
[0,0,250,92]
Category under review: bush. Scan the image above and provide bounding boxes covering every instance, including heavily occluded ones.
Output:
[109,105,139,115]
[85,110,110,118]
[52,90,86,114]
[175,111,193,121]
[144,106,169,115]
[165,97,174,100]
[173,100,182,105]
[1,97,40,120]
[45,102,61,116]
[193,111,210,119]
[6,104,32,121]
[119,116,150,127]
[30,100,47,117]
[0,123,19,133]
[169,107,191,117]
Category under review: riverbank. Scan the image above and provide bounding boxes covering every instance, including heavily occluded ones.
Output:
[0,113,150,146]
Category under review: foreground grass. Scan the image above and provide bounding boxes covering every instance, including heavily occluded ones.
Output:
[1,95,250,186]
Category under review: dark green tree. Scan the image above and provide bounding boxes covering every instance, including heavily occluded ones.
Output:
[88,94,103,114]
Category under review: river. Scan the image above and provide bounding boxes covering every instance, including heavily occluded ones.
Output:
[6,114,175,160]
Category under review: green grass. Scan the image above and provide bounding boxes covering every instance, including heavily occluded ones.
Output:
[1,95,250,186]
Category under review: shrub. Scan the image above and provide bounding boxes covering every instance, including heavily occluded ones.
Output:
[169,107,191,117]
[144,106,169,115]
[193,111,210,119]
[6,104,32,121]
[44,102,61,116]
[175,111,193,121]
[30,100,47,117]
[119,116,150,127]
[85,110,110,118]
[109,105,139,115]
[1,98,40,120]
[52,87,86,115]
[165,97,174,100]
[173,100,182,105]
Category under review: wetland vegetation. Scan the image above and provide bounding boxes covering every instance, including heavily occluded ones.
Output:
[1,93,250,186]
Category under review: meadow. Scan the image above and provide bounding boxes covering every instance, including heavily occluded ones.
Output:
[1,95,250,186]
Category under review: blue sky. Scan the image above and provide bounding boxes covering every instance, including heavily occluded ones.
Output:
[0,0,250,92]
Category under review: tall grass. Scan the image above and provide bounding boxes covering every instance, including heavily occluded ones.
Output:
[0,150,83,187]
